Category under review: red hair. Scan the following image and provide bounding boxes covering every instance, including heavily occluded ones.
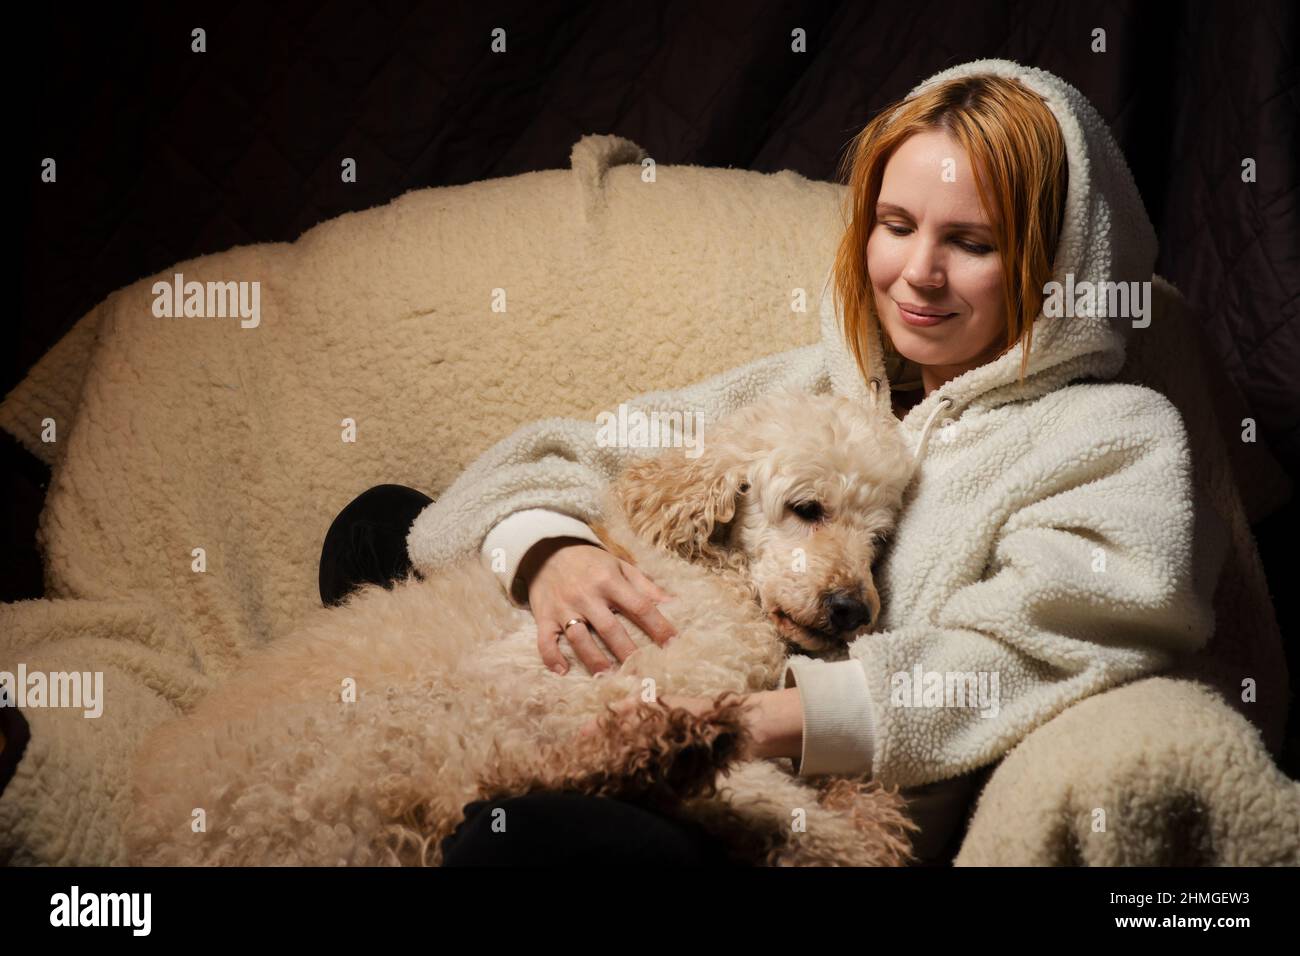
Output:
[831,73,1069,385]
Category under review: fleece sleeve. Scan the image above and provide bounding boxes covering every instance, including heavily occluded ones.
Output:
[843,387,1219,788]
[406,342,838,598]
[481,508,606,608]
[780,657,878,776]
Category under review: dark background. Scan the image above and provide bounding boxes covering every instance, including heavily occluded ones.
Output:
[6,0,1298,770]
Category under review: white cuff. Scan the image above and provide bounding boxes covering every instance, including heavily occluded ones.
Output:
[780,657,876,777]
[480,508,605,607]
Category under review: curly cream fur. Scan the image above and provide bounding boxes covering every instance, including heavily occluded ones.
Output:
[125,390,917,866]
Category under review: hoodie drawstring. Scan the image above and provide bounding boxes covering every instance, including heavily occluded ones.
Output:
[872,373,952,480]
[908,396,954,484]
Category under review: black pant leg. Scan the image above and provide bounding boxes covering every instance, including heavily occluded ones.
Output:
[318,483,434,607]
[440,793,740,866]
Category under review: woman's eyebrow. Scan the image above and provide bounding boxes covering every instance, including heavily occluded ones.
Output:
[875,202,993,232]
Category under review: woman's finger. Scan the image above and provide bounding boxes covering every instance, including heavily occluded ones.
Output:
[607,576,678,647]
[557,617,614,675]
[620,561,675,603]
[582,601,640,663]
[535,619,569,675]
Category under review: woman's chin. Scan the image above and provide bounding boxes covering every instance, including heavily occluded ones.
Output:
[886,327,962,366]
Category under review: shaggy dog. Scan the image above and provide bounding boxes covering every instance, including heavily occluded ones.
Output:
[126,388,919,866]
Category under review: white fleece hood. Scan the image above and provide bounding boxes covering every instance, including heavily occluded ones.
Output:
[764,60,1226,788]
[821,58,1160,451]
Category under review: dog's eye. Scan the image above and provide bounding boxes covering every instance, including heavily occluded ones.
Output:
[788,500,824,522]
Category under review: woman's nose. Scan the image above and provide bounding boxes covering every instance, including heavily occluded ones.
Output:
[902,239,944,286]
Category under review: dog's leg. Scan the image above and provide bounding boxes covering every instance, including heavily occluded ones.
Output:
[673,760,919,866]
[469,693,916,867]
[475,693,751,805]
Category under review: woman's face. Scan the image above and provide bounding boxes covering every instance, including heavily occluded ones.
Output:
[866,129,1008,388]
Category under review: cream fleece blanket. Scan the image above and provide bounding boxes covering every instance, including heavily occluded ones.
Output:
[1,129,1295,865]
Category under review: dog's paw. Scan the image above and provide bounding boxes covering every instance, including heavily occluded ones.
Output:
[477,692,751,808]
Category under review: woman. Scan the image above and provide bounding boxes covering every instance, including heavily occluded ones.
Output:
[321,59,1215,865]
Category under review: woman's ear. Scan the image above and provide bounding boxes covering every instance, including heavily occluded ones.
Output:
[613,445,748,570]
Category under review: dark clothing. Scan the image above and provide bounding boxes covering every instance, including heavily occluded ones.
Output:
[318,483,433,606]
[440,792,741,866]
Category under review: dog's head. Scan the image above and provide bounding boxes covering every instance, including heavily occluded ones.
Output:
[614,388,914,653]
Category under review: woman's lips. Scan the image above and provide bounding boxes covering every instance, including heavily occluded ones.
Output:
[896,302,958,327]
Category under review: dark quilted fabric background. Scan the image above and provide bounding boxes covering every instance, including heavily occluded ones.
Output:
[8,0,1298,617]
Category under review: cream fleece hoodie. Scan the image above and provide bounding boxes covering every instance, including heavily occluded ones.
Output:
[407,58,1220,791]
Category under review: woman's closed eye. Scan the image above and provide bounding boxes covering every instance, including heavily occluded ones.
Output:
[879,222,994,255]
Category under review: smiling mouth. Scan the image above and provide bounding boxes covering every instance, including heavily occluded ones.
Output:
[771,609,841,648]
[897,302,958,325]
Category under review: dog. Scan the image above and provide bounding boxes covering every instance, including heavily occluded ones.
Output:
[126,387,919,866]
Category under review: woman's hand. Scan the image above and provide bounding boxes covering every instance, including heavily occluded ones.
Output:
[522,538,679,676]
[578,688,804,761]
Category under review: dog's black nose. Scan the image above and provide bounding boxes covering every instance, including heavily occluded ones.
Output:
[826,593,872,633]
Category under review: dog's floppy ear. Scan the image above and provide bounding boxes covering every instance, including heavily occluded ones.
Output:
[614,439,748,571]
